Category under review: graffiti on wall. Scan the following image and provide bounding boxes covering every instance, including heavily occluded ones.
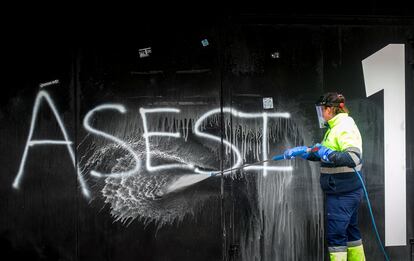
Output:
[12,90,303,222]
[8,81,326,260]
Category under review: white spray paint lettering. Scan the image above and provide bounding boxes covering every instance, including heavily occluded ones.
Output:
[13,90,90,198]
[14,91,293,198]
[140,108,195,172]
[194,108,291,176]
[83,104,142,178]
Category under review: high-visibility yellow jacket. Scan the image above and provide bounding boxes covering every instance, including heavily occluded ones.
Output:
[308,113,363,193]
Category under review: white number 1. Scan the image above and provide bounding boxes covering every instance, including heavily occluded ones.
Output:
[362,44,406,246]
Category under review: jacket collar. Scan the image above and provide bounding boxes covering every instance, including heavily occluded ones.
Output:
[327,113,348,128]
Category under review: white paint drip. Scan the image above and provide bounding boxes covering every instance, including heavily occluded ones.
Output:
[140,108,195,172]
[78,102,317,239]
[163,108,292,193]
[194,108,290,176]
[14,93,294,202]
[262,113,268,177]
[77,101,324,259]
[193,107,243,175]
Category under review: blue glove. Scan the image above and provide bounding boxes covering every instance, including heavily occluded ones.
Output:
[283,146,309,159]
[314,144,333,163]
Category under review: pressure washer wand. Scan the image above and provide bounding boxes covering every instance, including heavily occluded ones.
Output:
[209,147,318,177]
[163,146,318,195]
[209,159,274,176]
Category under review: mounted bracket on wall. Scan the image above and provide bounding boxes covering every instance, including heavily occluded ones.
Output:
[138,47,152,58]
[263,97,274,109]
[201,39,209,47]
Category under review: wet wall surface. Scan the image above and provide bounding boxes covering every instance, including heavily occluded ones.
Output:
[1,17,413,260]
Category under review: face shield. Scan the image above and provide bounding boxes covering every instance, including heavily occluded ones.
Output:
[315,105,326,128]
[315,93,345,128]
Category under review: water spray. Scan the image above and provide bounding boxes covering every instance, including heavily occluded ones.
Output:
[164,145,390,260]
[163,147,317,195]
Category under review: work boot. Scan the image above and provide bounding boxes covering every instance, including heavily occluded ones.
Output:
[329,251,347,261]
[347,244,365,261]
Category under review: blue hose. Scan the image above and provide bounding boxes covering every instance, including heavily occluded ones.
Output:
[273,148,390,259]
[353,167,390,261]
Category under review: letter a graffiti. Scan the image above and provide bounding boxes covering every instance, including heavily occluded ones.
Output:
[13,90,90,198]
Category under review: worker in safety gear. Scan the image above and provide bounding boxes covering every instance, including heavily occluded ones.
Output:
[283,92,365,261]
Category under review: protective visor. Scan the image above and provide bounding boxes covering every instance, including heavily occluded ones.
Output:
[315,105,326,128]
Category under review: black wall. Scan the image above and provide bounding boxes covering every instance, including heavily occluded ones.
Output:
[1,14,413,260]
